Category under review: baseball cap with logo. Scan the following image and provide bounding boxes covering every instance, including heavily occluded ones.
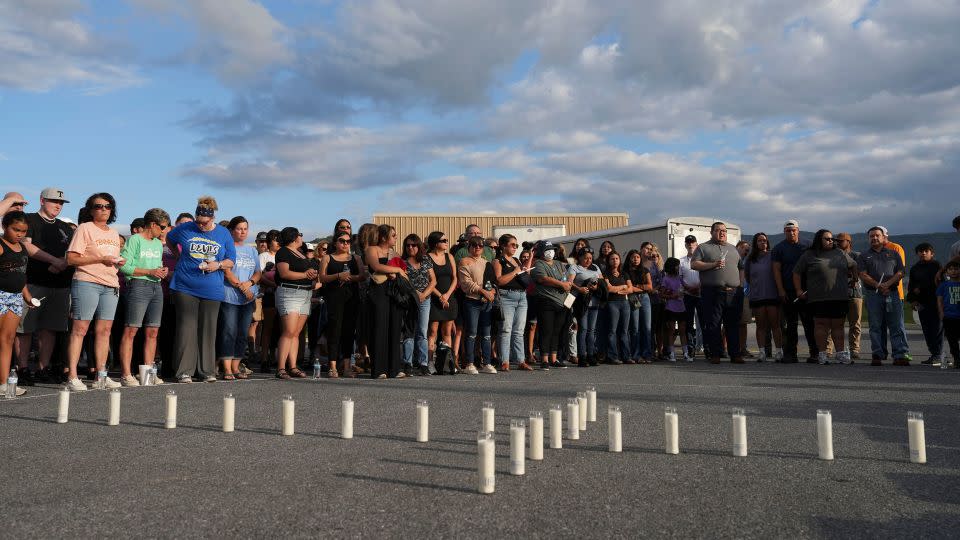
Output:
[684,235,697,244]
[40,188,69,203]
[256,231,268,243]
[783,219,800,230]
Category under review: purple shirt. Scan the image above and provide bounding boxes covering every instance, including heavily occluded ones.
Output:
[661,274,685,313]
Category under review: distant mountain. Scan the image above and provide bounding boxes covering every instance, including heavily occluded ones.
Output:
[749,231,958,285]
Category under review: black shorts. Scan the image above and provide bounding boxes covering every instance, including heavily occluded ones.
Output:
[810,300,848,319]
[664,310,685,322]
[750,298,780,308]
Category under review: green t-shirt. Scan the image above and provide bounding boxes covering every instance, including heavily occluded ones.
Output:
[119,234,164,282]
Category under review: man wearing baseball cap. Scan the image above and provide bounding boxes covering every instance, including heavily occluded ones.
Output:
[772,219,819,363]
[14,188,73,384]
[679,234,705,357]
[833,232,863,359]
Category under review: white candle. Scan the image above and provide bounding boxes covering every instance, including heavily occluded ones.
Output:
[281,395,295,436]
[549,404,563,449]
[576,392,587,432]
[664,406,679,455]
[416,399,429,442]
[108,389,121,426]
[566,398,580,440]
[223,393,236,433]
[510,419,526,476]
[138,364,151,386]
[608,405,622,452]
[482,401,495,434]
[731,408,748,457]
[587,386,597,422]
[165,391,177,429]
[57,388,70,424]
[477,431,495,494]
[907,411,926,464]
[341,397,354,439]
[816,409,833,461]
[528,411,544,460]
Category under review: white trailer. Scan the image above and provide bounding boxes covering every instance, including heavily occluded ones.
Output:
[493,224,567,247]
[546,217,741,259]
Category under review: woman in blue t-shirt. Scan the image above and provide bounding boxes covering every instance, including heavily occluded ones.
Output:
[218,216,260,380]
[165,196,235,383]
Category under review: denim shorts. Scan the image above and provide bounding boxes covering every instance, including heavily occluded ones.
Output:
[125,279,164,327]
[276,286,312,316]
[71,280,120,321]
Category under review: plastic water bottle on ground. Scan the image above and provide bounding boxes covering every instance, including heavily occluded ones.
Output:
[96,370,107,390]
[6,369,17,399]
[313,360,322,379]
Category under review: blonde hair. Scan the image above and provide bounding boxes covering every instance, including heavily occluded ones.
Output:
[649,243,664,270]
[197,195,218,211]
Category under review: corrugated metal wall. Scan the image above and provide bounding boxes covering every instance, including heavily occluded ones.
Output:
[371,214,629,243]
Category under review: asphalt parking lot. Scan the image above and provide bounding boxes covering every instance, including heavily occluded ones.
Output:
[1,324,957,539]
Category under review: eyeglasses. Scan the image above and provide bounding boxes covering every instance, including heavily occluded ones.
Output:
[92,203,112,210]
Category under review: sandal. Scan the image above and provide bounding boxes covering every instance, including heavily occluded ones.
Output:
[235,372,249,379]
[289,368,307,378]
[276,369,291,380]
[223,373,236,381]
[327,368,339,379]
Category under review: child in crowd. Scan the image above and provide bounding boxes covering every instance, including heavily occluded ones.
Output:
[936,260,960,368]
[659,257,689,362]
[1,212,40,397]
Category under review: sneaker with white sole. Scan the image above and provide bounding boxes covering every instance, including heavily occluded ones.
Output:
[835,351,850,365]
[463,365,479,375]
[667,352,677,363]
[65,378,88,392]
[178,375,194,384]
[204,375,217,383]
[152,376,165,385]
[102,376,121,389]
[121,375,140,387]
[817,352,829,365]
[0,384,26,397]
[774,349,784,362]
[480,364,498,374]
[684,353,694,362]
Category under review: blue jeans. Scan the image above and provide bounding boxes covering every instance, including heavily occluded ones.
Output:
[701,286,742,360]
[863,290,909,359]
[578,306,599,358]
[402,297,432,367]
[462,297,493,365]
[217,301,255,359]
[605,299,631,361]
[497,289,527,363]
[630,294,652,359]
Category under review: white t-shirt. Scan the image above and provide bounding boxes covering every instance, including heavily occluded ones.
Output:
[679,254,700,296]
[951,238,960,260]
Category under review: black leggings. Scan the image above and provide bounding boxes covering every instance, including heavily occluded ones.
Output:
[944,317,960,362]
[537,299,567,356]
[325,285,358,362]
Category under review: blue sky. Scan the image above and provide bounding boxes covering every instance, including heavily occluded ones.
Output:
[2,0,958,239]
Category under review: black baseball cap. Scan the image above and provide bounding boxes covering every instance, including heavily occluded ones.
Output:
[256,231,268,243]
[684,235,697,244]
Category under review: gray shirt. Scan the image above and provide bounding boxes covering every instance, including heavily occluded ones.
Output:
[794,249,856,303]
[532,259,568,308]
[691,240,741,288]
[857,247,905,291]
[743,252,778,301]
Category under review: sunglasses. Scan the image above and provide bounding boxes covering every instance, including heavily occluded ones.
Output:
[506,243,518,248]
[92,203,113,210]
[438,238,449,243]
[336,238,351,244]
[823,238,834,243]
[469,244,484,249]
[405,244,418,249]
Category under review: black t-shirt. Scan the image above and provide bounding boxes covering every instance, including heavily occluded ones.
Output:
[0,240,29,293]
[275,247,319,287]
[607,272,628,301]
[25,213,75,288]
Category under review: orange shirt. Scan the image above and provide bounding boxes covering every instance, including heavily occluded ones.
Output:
[886,241,906,299]
[68,222,122,287]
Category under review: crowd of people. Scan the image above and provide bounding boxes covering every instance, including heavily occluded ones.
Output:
[1,188,959,398]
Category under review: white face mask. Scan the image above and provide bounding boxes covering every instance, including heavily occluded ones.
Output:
[543,249,555,261]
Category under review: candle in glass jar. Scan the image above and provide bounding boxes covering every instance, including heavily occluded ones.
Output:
[165,390,177,429]
[223,393,236,433]
[731,408,748,457]
[482,401,495,434]
[907,411,926,464]
[341,397,354,439]
[566,398,580,440]
[57,388,70,424]
[816,410,833,461]
[587,386,597,422]
[477,431,495,494]
[608,405,622,452]
[528,411,544,460]
[664,406,679,455]
[549,404,563,449]
[416,400,429,442]
[576,392,587,432]
[107,389,121,426]
[282,395,295,436]
[510,419,526,476]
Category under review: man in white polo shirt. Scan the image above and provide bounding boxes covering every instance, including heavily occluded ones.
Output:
[680,234,704,358]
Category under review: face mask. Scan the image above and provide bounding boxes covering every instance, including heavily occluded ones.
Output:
[543,250,555,261]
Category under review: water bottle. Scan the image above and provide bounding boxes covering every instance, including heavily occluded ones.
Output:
[6,369,17,399]
[313,360,322,379]
[96,370,107,390]
[941,356,949,370]
[149,364,158,385]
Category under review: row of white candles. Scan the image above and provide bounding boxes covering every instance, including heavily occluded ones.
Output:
[54,386,929,490]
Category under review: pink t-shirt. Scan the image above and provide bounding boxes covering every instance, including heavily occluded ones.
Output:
[67,222,123,287]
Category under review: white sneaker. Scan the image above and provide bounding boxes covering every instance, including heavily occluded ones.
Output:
[463,365,479,375]
[480,364,498,374]
[667,352,676,363]
[65,378,88,392]
[1,384,26,397]
[774,349,784,362]
[102,376,121,389]
[835,351,850,365]
[758,350,767,363]
[817,352,829,365]
[152,376,165,385]
[120,375,140,387]
[684,353,693,362]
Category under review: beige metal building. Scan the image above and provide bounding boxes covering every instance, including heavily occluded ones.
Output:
[372,213,629,245]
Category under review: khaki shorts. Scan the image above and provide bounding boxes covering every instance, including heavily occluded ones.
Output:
[252,297,263,322]
[740,294,752,325]
[18,285,71,333]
